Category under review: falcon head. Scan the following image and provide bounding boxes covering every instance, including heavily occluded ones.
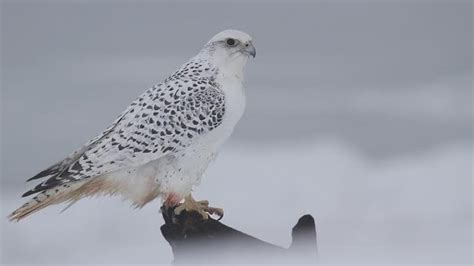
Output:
[207,29,256,58]
[204,29,256,75]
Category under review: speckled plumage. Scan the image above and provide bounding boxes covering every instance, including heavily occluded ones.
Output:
[9,29,255,221]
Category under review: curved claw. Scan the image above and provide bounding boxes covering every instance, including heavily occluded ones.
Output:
[206,207,224,220]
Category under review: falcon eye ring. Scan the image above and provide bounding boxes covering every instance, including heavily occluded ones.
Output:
[225,38,238,47]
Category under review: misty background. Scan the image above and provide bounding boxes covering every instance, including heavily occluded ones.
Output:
[1,0,472,264]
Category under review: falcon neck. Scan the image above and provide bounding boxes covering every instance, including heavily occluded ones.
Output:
[196,47,247,82]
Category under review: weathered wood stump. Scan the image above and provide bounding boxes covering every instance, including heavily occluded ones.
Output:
[160,206,317,264]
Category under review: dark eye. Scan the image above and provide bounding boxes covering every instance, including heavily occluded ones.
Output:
[226,38,237,46]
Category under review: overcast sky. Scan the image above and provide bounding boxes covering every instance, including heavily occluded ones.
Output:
[2,1,472,89]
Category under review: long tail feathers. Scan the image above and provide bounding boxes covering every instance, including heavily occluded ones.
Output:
[8,175,158,221]
[8,182,85,222]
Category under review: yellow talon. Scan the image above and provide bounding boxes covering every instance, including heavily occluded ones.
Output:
[174,195,223,220]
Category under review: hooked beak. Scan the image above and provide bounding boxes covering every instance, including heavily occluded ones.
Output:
[243,42,256,58]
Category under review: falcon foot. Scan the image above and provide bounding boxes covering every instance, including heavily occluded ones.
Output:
[174,195,223,220]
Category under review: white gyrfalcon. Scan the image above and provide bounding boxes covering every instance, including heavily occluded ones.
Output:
[9,29,256,221]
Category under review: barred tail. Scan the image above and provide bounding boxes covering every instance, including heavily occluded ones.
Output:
[8,182,85,222]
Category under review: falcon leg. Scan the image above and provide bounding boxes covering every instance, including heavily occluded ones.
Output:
[163,193,183,208]
[174,194,223,220]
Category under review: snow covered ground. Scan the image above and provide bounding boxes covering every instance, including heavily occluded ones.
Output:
[1,140,471,264]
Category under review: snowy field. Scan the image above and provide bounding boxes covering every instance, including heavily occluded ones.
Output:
[1,139,472,264]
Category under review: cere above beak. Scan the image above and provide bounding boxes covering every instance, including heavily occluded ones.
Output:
[243,42,256,58]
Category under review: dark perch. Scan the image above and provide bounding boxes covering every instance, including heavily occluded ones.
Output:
[160,206,317,264]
